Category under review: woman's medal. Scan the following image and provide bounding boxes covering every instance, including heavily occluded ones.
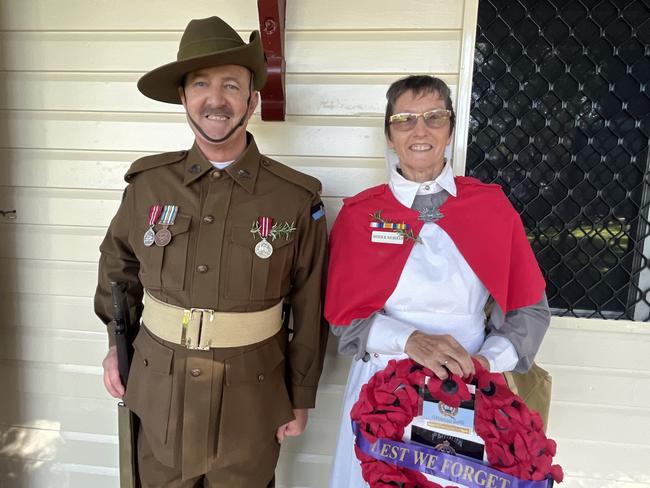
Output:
[143,204,162,247]
[155,205,178,247]
[254,216,273,259]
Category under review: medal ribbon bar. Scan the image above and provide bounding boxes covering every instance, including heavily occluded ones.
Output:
[258,216,272,238]
[159,205,178,226]
[148,205,162,227]
[370,221,410,230]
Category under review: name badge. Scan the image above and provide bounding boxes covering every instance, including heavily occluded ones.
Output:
[371,231,404,245]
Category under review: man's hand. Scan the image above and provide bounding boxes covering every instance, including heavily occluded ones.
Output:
[275,408,308,443]
[404,331,475,380]
[102,345,125,398]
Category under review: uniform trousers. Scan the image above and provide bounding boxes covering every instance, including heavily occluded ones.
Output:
[125,326,294,488]
[137,426,279,487]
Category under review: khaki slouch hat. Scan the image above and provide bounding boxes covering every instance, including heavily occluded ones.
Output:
[138,16,267,104]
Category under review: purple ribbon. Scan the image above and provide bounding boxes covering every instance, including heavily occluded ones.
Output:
[353,422,552,488]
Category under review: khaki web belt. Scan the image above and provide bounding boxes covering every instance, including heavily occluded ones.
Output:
[142,290,283,349]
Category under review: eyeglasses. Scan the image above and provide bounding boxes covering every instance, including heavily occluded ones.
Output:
[389,109,452,131]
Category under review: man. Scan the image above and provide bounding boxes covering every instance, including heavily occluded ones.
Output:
[94,16,328,487]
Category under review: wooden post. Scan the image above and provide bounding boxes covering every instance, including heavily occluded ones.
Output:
[257,0,287,121]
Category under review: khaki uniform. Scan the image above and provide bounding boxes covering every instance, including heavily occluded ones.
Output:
[94,134,328,486]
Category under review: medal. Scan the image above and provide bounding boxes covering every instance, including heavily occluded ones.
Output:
[155,205,178,247]
[143,205,162,246]
[254,216,274,259]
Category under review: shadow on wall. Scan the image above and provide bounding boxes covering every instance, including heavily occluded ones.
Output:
[0,421,65,485]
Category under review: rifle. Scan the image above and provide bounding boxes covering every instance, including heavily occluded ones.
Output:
[110,281,140,488]
[110,281,133,386]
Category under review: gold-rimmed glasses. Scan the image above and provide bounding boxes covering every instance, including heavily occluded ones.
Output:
[389,109,451,131]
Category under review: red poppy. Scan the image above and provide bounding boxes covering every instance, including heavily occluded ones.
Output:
[426,375,471,407]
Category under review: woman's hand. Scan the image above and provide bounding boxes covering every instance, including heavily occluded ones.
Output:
[404,331,475,379]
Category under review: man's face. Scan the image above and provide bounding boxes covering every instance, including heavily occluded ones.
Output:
[180,64,257,147]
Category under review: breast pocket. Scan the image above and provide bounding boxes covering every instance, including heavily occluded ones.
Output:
[225,225,294,301]
[139,214,192,291]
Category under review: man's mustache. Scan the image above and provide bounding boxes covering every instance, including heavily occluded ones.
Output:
[202,106,233,118]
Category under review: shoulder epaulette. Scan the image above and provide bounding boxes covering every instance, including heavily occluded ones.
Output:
[342,185,387,206]
[260,157,322,195]
[125,150,188,182]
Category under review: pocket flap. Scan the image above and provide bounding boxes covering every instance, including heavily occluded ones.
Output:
[170,214,191,236]
[224,339,284,385]
[133,328,174,375]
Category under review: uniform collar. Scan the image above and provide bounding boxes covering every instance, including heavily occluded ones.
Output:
[224,133,261,194]
[183,133,261,193]
[388,160,457,208]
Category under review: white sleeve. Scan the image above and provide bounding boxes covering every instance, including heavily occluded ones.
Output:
[366,312,418,355]
[477,335,519,372]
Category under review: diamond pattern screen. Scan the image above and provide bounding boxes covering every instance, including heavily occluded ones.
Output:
[468,0,650,319]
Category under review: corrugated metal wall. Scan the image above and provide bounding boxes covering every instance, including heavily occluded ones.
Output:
[0,1,648,487]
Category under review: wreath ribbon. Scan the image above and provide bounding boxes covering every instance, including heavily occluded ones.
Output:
[353,422,552,488]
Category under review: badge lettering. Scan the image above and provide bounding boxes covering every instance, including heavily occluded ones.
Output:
[371,231,404,245]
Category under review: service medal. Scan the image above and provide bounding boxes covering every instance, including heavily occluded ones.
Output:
[143,204,162,247]
[254,216,273,259]
[155,205,178,247]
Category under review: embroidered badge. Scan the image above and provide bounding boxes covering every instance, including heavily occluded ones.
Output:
[370,210,421,244]
[311,202,325,221]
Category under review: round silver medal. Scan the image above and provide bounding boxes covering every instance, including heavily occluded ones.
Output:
[254,239,273,259]
[143,227,156,247]
[154,228,172,247]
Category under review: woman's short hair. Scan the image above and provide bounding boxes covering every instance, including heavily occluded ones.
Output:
[384,75,456,138]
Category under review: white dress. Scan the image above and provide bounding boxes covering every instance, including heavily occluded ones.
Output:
[328,163,517,488]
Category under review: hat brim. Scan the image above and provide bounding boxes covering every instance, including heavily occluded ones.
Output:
[137,31,267,104]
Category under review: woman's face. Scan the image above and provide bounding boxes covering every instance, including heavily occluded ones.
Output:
[387,90,453,182]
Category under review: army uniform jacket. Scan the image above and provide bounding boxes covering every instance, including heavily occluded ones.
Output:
[94,134,328,475]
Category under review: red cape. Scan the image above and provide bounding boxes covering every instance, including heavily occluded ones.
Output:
[325,177,545,326]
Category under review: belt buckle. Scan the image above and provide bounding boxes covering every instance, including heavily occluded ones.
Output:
[182,308,215,350]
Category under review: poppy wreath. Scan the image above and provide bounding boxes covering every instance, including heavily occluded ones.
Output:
[350,358,564,488]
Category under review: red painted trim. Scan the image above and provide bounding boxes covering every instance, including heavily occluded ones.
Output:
[258,0,287,121]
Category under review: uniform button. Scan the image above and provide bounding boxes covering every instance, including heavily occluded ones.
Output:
[424,185,430,191]
[203,215,214,224]
[190,368,201,377]
[143,359,149,367]
[257,373,265,382]
[262,160,270,167]
[197,265,209,273]
[211,170,222,179]
[362,352,370,363]
[374,353,379,358]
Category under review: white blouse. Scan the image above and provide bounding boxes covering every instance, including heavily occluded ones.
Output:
[366,163,518,372]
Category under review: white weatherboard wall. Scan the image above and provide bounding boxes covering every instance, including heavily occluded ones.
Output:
[0,1,648,487]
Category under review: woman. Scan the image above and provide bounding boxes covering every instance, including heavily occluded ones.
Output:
[325,75,551,487]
